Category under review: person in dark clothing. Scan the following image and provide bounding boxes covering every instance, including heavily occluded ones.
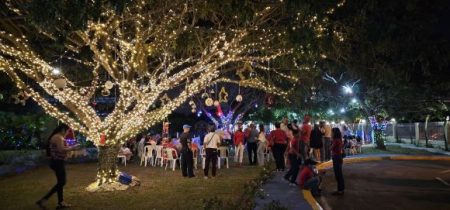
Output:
[36,124,79,209]
[246,124,259,165]
[310,124,324,161]
[331,127,345,195]
[180,124,195,178]
[284,132,300,185]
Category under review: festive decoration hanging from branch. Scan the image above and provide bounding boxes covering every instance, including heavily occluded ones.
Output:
[218,87,229,103]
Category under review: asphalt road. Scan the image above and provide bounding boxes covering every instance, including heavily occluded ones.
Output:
[317,160,450,210]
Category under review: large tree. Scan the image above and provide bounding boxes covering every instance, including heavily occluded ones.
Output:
[0,0,341,190]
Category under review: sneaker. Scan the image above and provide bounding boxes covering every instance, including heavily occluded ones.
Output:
[204,176,208,180]
[56,202,72,209]
[289,182,298,187]
[36,199,46,209]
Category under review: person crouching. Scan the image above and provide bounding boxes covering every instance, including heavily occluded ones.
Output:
[298,159,322,196]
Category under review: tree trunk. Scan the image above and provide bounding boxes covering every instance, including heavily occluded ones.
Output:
[374,130,386,150]
[96,145,121,185]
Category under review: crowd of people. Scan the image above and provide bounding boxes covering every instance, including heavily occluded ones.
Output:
[37,115,352,208]
[116,116,352,196]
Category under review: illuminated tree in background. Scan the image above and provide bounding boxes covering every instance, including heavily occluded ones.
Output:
[0,0,343,189]
[194,83,266,130]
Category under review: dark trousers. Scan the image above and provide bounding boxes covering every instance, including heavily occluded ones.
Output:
[42,159,66,203]
[181,150,194,177]
[299,141,309,161]
[284,154,300,183]
[332,155,345,192]
[204,148,218,177]
[324,137,331,161]
[247,142,258,165]
[272,143,287,170]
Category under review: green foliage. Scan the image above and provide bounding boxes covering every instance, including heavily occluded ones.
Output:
[0,111,53,150]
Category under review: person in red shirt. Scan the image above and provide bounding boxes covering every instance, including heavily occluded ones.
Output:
[269,122,287,171]
[300,115,312,161]
[331,127,345,195]
[283,131,300,185]
[298,159,321,196]
[233,122,245,166]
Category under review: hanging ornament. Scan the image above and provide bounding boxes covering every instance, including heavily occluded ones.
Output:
[205,98,214,106]
[163,122,170,135]
[91,100,97,107]
[210,89,215,94]
[160,93,171,105]
[201,92,209,98]
[189,100,195,106]
[265,94,275,108]
[101,88,110,96]
[235,94,243,102]
[191,108,196,113]
[249,71,257,79]
[53,78,67,91]
[238,62,254,80]
[213,100,220,107]
[104,81,114,90]
[79,87,88,96]
[12,91,29,106]
[218,87,229,103]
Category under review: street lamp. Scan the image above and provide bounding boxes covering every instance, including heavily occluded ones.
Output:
[351,98,358,104]
[340,108,345,113]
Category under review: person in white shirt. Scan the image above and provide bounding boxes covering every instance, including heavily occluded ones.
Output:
[257,124,268,166]
[203,125,221,179]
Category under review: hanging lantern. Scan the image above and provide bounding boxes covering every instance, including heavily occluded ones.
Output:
[79,87,88,96]
[235,94,243,102]
[54,78,67,91]
[213,100,220,107]
[205,98,214,106]
[104,81,114,90]
[101,89,110,96]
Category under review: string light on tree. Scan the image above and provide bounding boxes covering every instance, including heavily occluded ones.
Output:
[0,0,344,190]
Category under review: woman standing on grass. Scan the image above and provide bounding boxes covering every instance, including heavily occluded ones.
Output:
[36,124,79,209]
[331,127,345,195]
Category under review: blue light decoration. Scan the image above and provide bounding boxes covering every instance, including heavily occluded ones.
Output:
[197,111,202,117]
[369,116,387,147]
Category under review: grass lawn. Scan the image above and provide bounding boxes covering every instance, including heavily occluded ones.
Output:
[0,160,266,210]
[361,145,441,155]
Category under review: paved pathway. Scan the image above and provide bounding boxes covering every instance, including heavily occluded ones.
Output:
[254,144,450,210]
[254,171,312,210]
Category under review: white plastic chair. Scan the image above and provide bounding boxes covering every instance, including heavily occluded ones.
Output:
[201,147,206,169]
[263,147,273,163]
[217,146,229,169]
[138,141,145,162]
[163,148,180,171]
[117,154,127,166]
[192,148,199,170]
[144,145,156,167]
[154,145,164,167]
